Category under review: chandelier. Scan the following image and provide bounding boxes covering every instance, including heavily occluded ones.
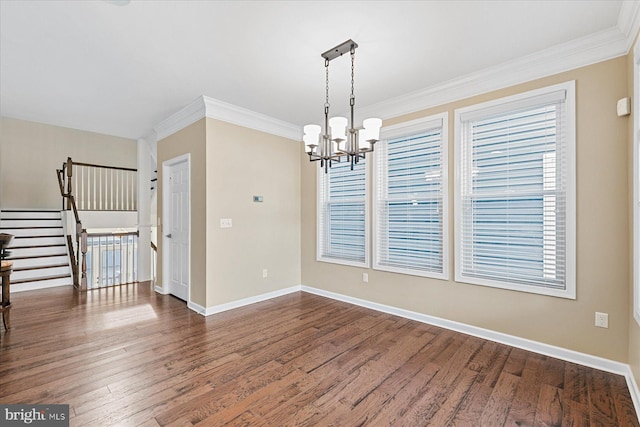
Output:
[303,39,381,172]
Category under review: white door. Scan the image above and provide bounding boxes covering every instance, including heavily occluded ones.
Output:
[165,159,189,301]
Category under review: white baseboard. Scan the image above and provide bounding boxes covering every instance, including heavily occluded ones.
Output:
[154,285,167,294]
[187,300,206,315]
[301,285,640,421]
[200,286,301,316]
[627,366,640,423]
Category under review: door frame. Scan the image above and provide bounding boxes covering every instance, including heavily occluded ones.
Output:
[161,153,191,304]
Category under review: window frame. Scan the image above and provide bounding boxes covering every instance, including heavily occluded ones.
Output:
[454,81,576,299]
[373,113,449,279]
[316,157,370,268]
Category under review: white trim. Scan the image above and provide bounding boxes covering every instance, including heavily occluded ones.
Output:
[154,97,206,141]
[161,153,192,306]
[373,113,449,280]
[202,97,301,141]
[154,95,301,142]
[154,284,167,295]
[199,286,301,316]
[619,0,640,52]
[453,81,576,300]
[633,35,640,327]
[628,368,640,424]
[187,300,206,316]
[356,24,634,124]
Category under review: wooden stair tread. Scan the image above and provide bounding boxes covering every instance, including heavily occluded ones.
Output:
[12,274,72,285]
[14,235,65,239]
[13,263,69,272]
[0,226,63,230]
[7,244,66,249]
[5,253,67,261]
[1,209,59,213]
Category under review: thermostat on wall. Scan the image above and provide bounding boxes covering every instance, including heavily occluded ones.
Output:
[253,196,263,203]
[617,97,630,117]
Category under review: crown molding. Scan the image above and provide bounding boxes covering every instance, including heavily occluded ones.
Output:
[154,95,301,142]
[357,6,639,123]
[154,96,206,141]
[619,0,640,52]
[202,96,301,141]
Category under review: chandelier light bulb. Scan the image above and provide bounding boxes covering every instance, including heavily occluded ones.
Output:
[363,118,382,141]
[329,117,348,141]
[303,124,321,153]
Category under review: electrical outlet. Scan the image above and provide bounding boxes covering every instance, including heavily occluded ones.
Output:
[362,273,368,283]
[262,269,268,279]
[595,312,609,328]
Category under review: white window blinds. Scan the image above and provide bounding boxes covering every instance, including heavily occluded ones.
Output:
[455,82,575,298]
[317,158,368,267]
[374,115,448,278]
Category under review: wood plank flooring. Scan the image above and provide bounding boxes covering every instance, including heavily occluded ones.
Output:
[0,283,638,426]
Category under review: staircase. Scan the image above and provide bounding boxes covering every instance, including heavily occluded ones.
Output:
[0,209,73,292]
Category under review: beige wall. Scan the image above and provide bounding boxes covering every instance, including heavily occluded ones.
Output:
[302,56,631,362]
[156,118,208,306]
[157,117,301,309]
[204,118,301,307]
[0,117,136,209]
[628,44,640,387]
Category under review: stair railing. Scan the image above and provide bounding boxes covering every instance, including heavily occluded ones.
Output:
[57,157,84,289]
[57,157,138,290]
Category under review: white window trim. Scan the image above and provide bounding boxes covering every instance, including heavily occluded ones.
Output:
[634,39,640,326]
[316,159,370,268]
[454,81,576,299]
[372,113,449,279]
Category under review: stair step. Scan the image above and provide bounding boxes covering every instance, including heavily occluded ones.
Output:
[0,228,65,237]
[0,226,63,230]
[8,255,69,268]
[6,243,66,250]
[9,236,66,248]
[5,245,67,258]
[1,209,61,219]
[1,219,64,228]
[14,234,65,239]
[12,273,72,285]
[12,276,74,292]
[12,265,71,281]
[13,263,69,272]
[6,253,68,261]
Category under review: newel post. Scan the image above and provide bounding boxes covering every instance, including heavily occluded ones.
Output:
[66,157,73,211]
[80,229,87,291]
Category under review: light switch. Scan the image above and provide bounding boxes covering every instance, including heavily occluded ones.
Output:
[220,218,233,228]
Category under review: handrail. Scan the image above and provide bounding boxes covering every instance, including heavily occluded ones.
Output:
[72,161,137,172]
[56,157,86,290]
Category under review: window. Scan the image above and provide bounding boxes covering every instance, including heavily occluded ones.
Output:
[455,81,576,298]
[317,158,369,267]
[374,114,448,278]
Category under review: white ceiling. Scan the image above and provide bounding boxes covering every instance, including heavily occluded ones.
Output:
[0,1,637,140]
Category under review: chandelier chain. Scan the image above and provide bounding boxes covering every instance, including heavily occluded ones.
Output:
[324,58,330,112]
[350,45,355,107]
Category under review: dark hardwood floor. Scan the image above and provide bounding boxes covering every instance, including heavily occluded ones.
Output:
[0,283,637,426]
